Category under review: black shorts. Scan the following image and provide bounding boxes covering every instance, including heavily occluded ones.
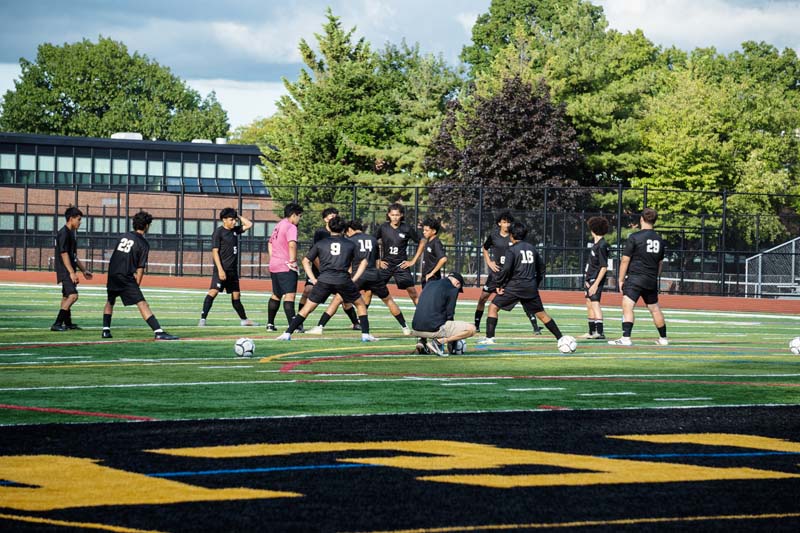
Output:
[309,280,363,305]
[270,271,298,298]
[107,280,145,306]
[623,276,659,305]
[584,277,605,302]
[356,274,389,299]
[60,277,78,297]
[482,272,500,293]
[210,270,240,293]
[380,263,415,290]
[492,290,544,314]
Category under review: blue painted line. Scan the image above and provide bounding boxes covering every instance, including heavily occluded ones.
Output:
[147,462,379,478]
[601,451,800,459]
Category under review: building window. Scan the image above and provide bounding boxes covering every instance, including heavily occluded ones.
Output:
[112,158,128,186]
[75,157,92,185]
[94,157,111,186]
[0,153,15,184]
[199,220,215,236]
[56,156,74,185]
[19,154,36,184]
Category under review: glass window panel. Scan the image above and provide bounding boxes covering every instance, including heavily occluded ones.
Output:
[95,158,110,174]
[146,176,162,191]
[251,166,262,180]
[130,160,146,175]
[164,219,177,235]
[112,159,128,175]
[38,215,54,232]
[0,153,15,169]
[200,162,215,178]
[183,162,199,178]
[38,155,55,172]
[18,215,35,230]
[19,155,36,171]
[147,160,163,176]
[166,177,182,192]
[37,171,54,184]
[252,221,266,238]
[218,179,235,193]
[183,178,201,193]
[166,161,181,177]
[0,170,14,184]
[57,156,73,172]
[149,220,163,234]
[200,178,218,193]
[199,220,215,236]
[56,172,73,185]
[234,164,249,179]
[75,157,92,173]
[217,164,232,179]
[0,214,14,230]
[235,180,252,194]
[253,182,268,195]
[183,220,199,235]
[18,171,35,184]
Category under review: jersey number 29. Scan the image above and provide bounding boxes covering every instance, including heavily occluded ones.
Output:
[646,239,660,253]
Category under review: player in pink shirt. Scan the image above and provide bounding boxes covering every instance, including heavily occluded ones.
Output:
[267,203,304,331]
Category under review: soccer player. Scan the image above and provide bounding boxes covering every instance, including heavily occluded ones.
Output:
[51,206,93,331]
[410,272,476,356]
[266,203,304,331]
[101,211,178,340]
[276,215,376,342]
[307,219,411,335]
[474,212,542,335]
[580,216,611,339]
[375,203,425,305]
[198,208,255,327]
[419,217,447,289]
[608,207,668,346]
[477,222,567,348]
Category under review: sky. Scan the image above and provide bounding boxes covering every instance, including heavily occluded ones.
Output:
[1,0,799,132]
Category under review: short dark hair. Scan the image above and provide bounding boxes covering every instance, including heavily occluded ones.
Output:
[284,203,304,218]
[132,211,153,231]
[328,215,347,234]
[510,222,528,241]
[422,217,441,234]
[642,207,658,225]
[587,216,609,235]
[496,211,514,224]
[387,203,405,221]
[322,207,339,218]
[64,206,83,220]
[220,207,237,220]
[348,219,364,232]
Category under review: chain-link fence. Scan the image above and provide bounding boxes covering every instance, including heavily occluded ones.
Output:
[745,237,800,298]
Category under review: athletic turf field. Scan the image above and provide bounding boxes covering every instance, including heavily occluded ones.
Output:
[1,282,799,532]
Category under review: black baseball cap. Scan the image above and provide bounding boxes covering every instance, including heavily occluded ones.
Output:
[448,272,465,292]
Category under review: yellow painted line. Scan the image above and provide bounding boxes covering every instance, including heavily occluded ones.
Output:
[349,512,800,533]
[0,513,165,533]
[259,344,412,363]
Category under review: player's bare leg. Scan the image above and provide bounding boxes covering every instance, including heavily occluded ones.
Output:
[647,302,668,345]
[609,296,636,346]
[406,286,419,305]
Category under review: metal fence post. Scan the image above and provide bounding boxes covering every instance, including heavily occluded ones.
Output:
[476,184,484,287]
[720,189,728,295]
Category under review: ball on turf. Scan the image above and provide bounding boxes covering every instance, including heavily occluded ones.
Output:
[234,337,255,357]
[448,339,466,355]
[557,335,577,354]
[789,337,800,355]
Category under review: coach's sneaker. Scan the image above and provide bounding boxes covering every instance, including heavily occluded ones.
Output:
[595,334,606,340]
[50,324,67,332]
[275,332,292,341]
[402,326,411,336]
[155,331,179,341]
[198,318,207,327]
[361,333,379,342]
[477,337,496,345]
[426,338,445,356]
[655,337,669,346]
[306,325,325,335]
[240,318,257,327]
[608,337,632,346]
[265,324,277,332]
[101,328,113,339]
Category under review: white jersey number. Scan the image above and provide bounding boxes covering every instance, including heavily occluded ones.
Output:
[360,240,373,253]
[116,238,134,253]
[331,242,341,256]
[646,239,660,254]
[520,250,535,264]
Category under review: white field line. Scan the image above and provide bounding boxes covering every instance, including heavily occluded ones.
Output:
[507,387,566,391]
[441,382,497,386]
[578,392,638,396]
[654,397,713,401]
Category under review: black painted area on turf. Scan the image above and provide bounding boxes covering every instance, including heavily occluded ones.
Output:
[1,406,800,532]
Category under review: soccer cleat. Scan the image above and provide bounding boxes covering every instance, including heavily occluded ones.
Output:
[198,318,207,327]
[306,325,325,335]
[240,319,257,327]
[608,337,632,346]
[655,337,669,346]
[595,334,606,340]
[50,324,67,332]
[426,338,445,356]
[476,337,496,345]
[415,342,428,354]
[352,323,362,331]
[66,323,82,330]
[101,329,113,339]
[361,333,379,342]
[265,324,277,332]
[578,332,595,339]
[402,326,411,336]
[295,325,305,334]
[532,327,543,336]
[155,331,179,341]
[275,332,292,341]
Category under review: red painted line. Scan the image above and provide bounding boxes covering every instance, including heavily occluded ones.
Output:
[537,405,571,410]
[0,403,156,421]
[279,352,408,373]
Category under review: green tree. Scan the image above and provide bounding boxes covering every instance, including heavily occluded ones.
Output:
[0,37,229,141]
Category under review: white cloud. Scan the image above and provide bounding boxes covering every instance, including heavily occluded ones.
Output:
[186,78,287,130]
[456,12,479,36]
[0,63,21,98]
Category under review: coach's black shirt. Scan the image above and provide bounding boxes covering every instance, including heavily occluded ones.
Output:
[211,225,244,271]
[107,231,149,289]
[495,241,544,296]
[374,222,420,265]
[411,277,459,332]
[585,237,611,282]
[54,225,78,282]
[349,232,380,281]
[623,229,664,282]
[420,236,446,277]
[483,229,513,266]
[306,236,357,284]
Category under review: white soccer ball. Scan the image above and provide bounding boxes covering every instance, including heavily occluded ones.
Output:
[234,337,255,357]
[789,337,800,355]
[448,339,466,355]
[557,335,577,354]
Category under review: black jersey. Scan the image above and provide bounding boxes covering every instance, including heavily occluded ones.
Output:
[211,225,244,271]
[107,231,149,288]
[306,235,357,284]
[374,222,420,265]
[54,225,78,282]
[313,227,331,243]
[483,229,513,266]
[623,229,664,281]
[585,237,611,282]
[420,237,446,277]
[348,232,379,279]
[496,241,544,296]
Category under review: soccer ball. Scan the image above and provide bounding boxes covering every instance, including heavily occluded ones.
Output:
[557,335,577,354]
[448,339,466,355]
[789,337,800,355]
[234,337,255,357]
